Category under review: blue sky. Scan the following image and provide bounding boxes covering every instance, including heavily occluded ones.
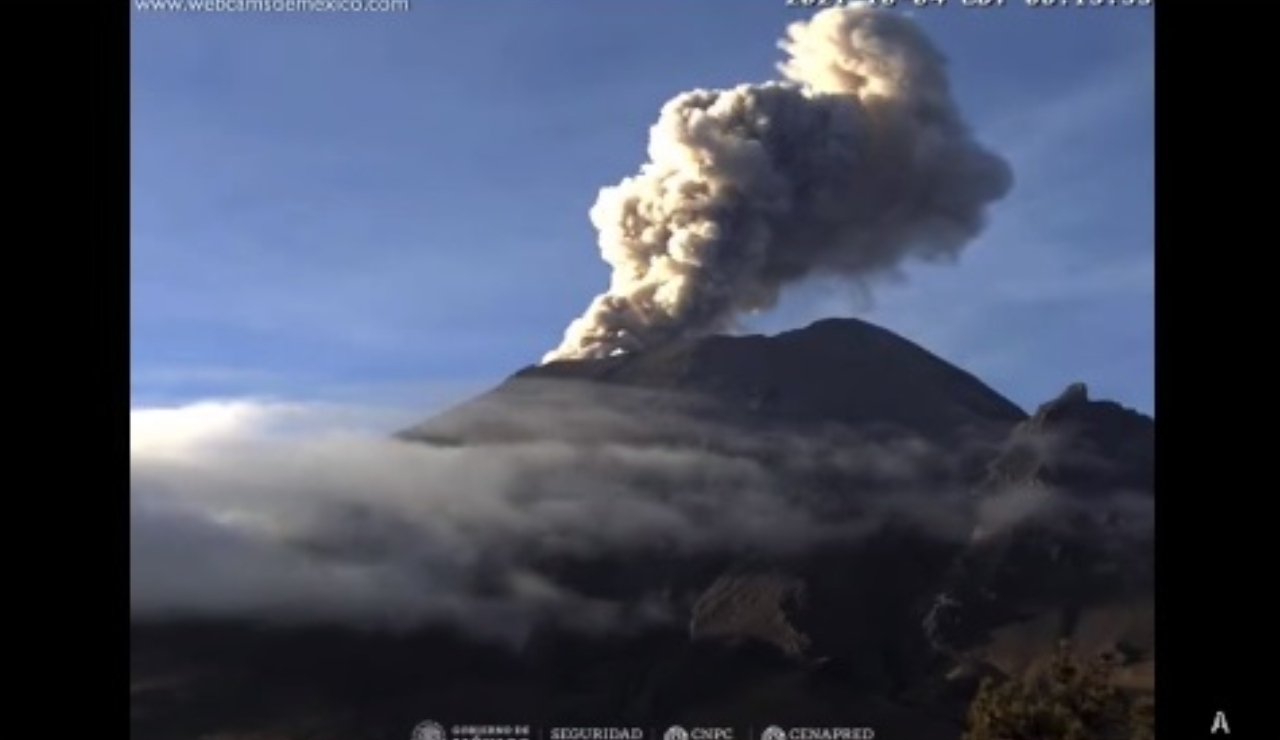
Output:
[131,2,1154,423]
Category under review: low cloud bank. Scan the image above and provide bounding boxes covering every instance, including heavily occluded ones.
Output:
[131,389,1147,645]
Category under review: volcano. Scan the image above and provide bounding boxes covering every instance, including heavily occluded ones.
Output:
[130,318,1154,740]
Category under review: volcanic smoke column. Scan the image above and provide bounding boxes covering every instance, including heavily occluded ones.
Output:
[542,4,1013,364]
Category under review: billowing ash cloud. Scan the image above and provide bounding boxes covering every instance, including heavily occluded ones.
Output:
[544,5,1012,363]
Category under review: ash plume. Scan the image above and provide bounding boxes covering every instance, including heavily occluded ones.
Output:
[544,5,1012,363]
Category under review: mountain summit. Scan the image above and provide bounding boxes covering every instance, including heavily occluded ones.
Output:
[133,319,1153,740]
[399,318,1027,447]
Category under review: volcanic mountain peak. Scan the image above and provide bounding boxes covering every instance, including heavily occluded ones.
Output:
[400,318,1028,447]
[531,317,1026,421]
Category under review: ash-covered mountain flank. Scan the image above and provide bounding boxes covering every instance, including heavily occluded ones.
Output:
[131,319,1153,740]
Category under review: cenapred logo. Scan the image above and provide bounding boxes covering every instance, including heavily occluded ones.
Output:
[761,727,786,740]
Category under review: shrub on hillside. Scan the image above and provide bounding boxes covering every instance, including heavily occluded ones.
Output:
[963,641,1154,740]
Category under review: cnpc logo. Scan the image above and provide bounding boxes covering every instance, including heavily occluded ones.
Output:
[665,727,735,740]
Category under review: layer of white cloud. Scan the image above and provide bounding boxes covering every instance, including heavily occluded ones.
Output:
[131,389,1150,646]
[131,399,416,460]
[129,392,970,641]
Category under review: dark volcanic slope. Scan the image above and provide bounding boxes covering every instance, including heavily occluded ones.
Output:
[399,318,1027,447]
